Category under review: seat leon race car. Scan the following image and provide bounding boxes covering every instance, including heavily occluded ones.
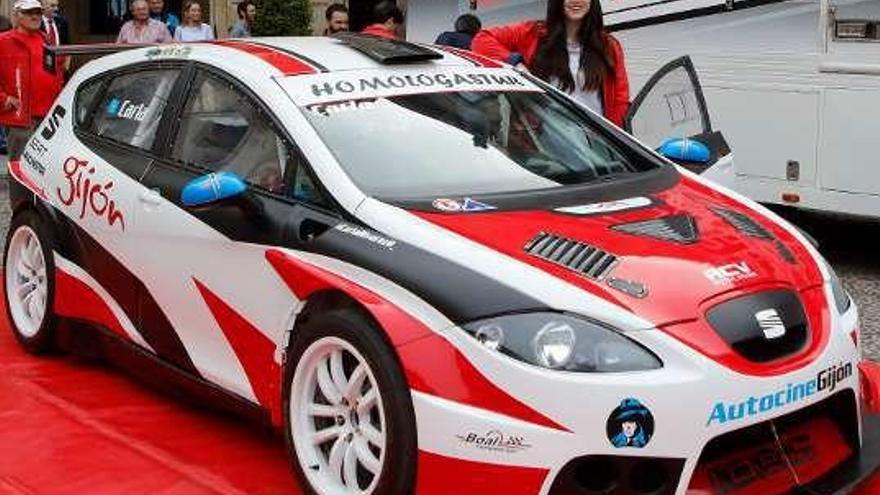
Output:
[5,35,880,495]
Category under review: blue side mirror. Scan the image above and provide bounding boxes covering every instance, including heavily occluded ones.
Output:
[181,171,248,207]
[657,138,711,164]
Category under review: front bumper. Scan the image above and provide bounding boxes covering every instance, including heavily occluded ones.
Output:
[810,413,880,495]
[405,286,873,494]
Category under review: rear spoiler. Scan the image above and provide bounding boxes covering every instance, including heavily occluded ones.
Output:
[47,43,156,57]
[45,43,156,70]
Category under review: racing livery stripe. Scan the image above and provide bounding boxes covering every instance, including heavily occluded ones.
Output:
[54,254,150,348]
[308,225,547,324]
[397,334,570,432]
[243,40,330,72]
[266,249,568,431]
[64,219,201,376]
[127,165,544,324]
[433,45,503,68]
[266,248,434,345]
[212,40,321,76]
[415,451,549,495]
[193,278,282,424]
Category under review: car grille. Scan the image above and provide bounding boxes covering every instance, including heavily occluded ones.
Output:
[706,289,809,362]
[689,390,858,495]
[523,232,617,280]
[610,214,699,244]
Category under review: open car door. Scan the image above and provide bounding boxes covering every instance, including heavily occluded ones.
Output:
[623,56,730,173]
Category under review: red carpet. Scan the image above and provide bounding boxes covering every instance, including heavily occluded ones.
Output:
[0,305,300,494]
[0,293,877,494]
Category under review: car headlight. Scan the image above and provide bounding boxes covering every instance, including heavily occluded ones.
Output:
[462,313,662,372]
[821,257,851,314]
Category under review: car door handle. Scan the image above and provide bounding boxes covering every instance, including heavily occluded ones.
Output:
[138,189,163,206]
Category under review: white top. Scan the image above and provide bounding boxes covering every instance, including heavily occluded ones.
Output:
[174,23,215,42]
[563,41,603,115]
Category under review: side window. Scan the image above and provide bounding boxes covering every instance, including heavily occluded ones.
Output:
[74,77,104,129]
[92,69,178,151]
[291,156,329,208]
[172,72,287,194]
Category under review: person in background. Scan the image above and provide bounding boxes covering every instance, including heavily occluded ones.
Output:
[435,13,481,50]
[472,0,630,127]
[41,0,70,75]
[361,1,402,40]
[149,0,179,36]
[0,14,11,155]
[174,0,213,42]
[0,0,65,159]
[228,0,255,38]
[117,0,172,43]
[40,0,69,46]
[323,3,348,35]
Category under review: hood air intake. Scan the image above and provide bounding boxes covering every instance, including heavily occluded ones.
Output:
[710,207,772,239]
[524,232,617,280]
[611,215,699,244]
[333,33,443,64]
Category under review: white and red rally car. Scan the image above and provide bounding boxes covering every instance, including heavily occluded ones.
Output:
[5,35,880,495]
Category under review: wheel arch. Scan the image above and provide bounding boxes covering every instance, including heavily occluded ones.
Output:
[8,192,78,263]
[288,288,410,376]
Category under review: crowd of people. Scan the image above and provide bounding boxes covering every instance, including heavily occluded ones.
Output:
[2,0,629,158]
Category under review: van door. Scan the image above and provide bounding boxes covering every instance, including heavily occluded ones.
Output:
[623,56,729,172]
[817,0,880,196]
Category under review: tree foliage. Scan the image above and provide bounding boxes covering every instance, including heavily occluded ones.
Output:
[252,0,312,36]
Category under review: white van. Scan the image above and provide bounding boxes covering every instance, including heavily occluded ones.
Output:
[407,0,880,219]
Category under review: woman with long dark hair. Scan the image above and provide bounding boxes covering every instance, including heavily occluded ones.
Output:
[472,0,629,126]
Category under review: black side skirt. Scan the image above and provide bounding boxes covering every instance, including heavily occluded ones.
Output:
[55,319,274,431]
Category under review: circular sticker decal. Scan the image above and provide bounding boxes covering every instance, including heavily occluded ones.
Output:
[606,398,654,448]
[432,198,462,212]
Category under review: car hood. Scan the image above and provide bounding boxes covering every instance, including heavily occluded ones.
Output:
[407,177,824,329]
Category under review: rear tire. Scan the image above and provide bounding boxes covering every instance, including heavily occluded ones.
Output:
[283,308,417,495]
[4,210,57,354]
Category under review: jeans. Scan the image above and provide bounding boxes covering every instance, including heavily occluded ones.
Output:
[0,126,6,153]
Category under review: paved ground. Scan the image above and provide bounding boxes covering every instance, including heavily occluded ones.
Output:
[0,152,876,360]
[772,207,880,361]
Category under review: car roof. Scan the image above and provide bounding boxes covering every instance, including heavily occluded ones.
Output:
[252,36,483,73]
[71,35,505,90]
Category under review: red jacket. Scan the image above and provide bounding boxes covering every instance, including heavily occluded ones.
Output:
[361,24,398,40]
[0,29,64,126]
[472,21,630,127]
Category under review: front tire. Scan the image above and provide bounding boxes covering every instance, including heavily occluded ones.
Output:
[284,308,417,495]
[4,210,57,353]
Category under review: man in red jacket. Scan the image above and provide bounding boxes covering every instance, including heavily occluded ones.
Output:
[0,0,65,160]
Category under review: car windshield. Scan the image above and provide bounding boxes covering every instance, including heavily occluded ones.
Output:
[301,89,658,200]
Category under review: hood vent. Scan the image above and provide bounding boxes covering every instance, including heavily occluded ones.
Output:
[775,241,796,264]
[611,214,699,244]
[524,232,617,280]
[711,207,772,239]
[712,206,796,264]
